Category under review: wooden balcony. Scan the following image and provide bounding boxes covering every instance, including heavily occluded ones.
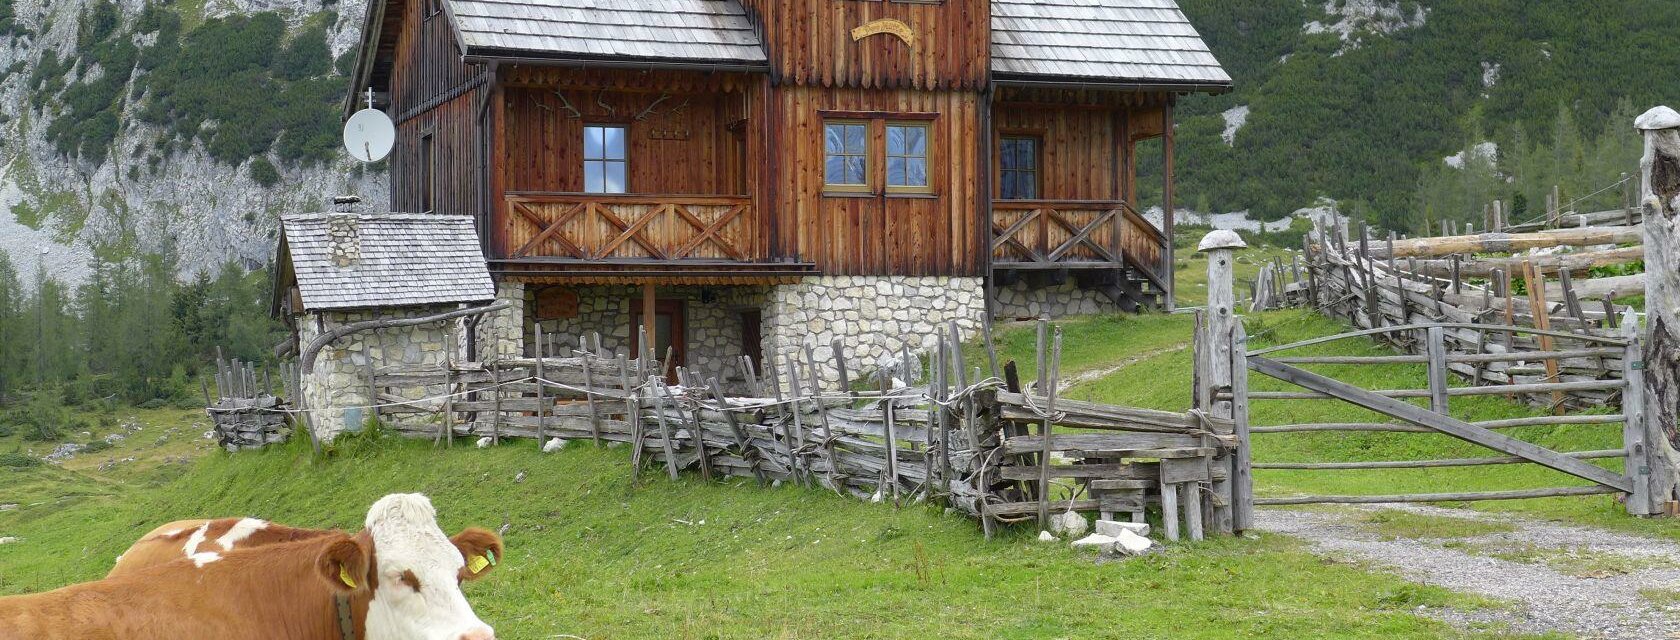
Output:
[991,200,1166,281]
[494,193,813,279]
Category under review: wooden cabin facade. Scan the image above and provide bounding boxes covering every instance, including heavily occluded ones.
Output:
[347,0,1229,384]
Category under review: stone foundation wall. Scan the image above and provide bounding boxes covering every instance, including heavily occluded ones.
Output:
[528,284,769,392]
[298,306,457,441]
[762,276,986,389]
[991,280,1121,320]
[473,282,526,360]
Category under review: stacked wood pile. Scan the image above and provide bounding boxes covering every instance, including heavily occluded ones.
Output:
[1285,216,1645,410]
[205,356,292,452]
[365,326,1236,540]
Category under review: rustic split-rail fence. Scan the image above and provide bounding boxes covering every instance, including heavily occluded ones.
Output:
[1228,171,1675,515]
[354,319,1244,541]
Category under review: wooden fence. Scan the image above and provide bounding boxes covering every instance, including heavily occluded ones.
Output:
[363,325,1244,541]
[1264,216,1645,410]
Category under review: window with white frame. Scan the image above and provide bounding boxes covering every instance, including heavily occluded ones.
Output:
[583,125,627,194]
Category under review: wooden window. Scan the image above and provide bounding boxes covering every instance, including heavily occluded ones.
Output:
[583,125,627,194]
[419,133,435,212]
[999,136,1039,200]
[823,120,869,192]
[885,122,931,193]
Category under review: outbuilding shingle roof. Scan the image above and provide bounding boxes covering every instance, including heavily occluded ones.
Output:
[991,0,1230,86]
[279,213,495,312]
[446,0,767,65]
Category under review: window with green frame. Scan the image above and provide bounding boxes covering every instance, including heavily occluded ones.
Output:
[999,136,1038,200]
[824,120,869,191]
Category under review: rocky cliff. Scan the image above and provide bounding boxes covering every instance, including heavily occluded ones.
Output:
[0,0,387,285]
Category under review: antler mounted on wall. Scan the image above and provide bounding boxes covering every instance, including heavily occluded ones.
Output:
[552,89,582,119]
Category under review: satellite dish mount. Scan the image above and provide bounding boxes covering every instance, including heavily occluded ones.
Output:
[343,89,395,163]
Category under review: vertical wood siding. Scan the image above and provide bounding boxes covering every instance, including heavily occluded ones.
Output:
[769,85,983,276]
[738,0,989,90]
[385,0,485,218]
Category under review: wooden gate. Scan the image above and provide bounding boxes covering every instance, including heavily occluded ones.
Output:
[1232,321,1661,515]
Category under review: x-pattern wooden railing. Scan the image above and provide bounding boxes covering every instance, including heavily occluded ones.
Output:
[992,200,1164,278]
[505,194,753,262]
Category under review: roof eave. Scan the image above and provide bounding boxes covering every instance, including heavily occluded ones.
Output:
[461,48,770,74]
[300,298,498,314]
[992,74,1233,95]
[343,0,393,119]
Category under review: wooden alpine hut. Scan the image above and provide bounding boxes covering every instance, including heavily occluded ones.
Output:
[345,0,1230,386]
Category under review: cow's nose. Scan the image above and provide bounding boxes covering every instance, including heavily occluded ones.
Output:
[459,627,494,640]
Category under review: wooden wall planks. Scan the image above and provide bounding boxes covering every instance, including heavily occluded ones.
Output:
[769,85,983,276]
[738,0,990,90]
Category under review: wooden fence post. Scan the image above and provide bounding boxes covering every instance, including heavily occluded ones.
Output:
[1622,319,1655,515]
[1636,107,1680,514]
[1426,326,1449,415]
[1199,230,1246,535]
[1230,321,1254,532]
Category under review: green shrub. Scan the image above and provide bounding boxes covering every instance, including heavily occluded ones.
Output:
[81,439,113,454]
[0,452,40,469]
[249,157,280,187]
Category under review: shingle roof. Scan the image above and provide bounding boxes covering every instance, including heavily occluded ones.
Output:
[446,0,767,65]
[991,0,1231,86]
[280,213,495,312]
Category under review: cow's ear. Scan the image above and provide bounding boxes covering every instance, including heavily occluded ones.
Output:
[317,536,371,593]
[451,528,503,581]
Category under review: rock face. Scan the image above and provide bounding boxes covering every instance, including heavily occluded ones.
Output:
[0,0,388,287]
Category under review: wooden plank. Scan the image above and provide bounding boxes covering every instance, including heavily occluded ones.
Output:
[1230,322,1254,533]
[1255,485,1619,505]
[1160,480,1179,541]
[1250,414,1625,434]
[648,377,680,481]
[1247,356,1632,492]
[1621,323,1654,515]
[1426,326,1449,415]
[1254,449,1623,470]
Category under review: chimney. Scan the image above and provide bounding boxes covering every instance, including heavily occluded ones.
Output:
[327,214,360,268]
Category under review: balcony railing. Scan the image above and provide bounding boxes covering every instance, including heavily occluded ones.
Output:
[502,192,762,263]
[991,199,1165,282]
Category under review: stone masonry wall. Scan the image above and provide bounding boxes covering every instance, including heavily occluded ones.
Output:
[298,306,456,441]
[473,281,526,361]
[991,279,1122,320]
[762,276,986,390]
[529,284,768,392]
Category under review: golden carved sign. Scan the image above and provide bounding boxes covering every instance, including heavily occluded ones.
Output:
[850,19,915,47]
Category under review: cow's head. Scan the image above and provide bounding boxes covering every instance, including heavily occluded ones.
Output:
[322,494,501,640]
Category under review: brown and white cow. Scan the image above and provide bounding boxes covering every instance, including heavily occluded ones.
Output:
[0,494,502,640]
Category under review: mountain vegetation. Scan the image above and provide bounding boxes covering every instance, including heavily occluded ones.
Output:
[0,249,279,410]
[1171,0,1680,232]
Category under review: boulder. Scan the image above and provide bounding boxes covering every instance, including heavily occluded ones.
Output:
[475,436,494,449]
[1037,530,1057,543]
[542,438,567,453]
[1048,510,1089,538]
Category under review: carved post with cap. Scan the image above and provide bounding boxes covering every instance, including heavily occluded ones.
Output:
[1198,229,1247,533]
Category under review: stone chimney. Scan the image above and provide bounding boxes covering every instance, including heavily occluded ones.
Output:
[327,214,360,268]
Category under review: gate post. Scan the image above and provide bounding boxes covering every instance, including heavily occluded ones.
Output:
[1636,106,1680,515]
[1199,230,1248,534]
[1622,317,1655,515]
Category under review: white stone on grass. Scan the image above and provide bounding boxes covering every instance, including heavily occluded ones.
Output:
[1112,529,1153,555]
[1048,510,1089,538]
[1070,533,1117,551]
[1037,530,1057,543]
[542,438,567,453]
[1095,520,1151,538]
[475,436,493,449]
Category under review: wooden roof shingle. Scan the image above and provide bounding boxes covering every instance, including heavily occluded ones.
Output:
[280,213,496,312]
[447,0,768,65]
[991,0,1230,87]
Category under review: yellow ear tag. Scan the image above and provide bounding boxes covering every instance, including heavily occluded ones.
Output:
[339,565,358,589]
[467,554,490,574]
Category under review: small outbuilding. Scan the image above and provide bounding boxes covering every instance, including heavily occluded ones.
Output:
[274,212,507,440]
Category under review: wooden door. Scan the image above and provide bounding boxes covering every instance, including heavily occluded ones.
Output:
[631,299,686,381]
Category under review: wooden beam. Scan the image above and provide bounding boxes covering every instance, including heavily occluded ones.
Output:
[1254,485,1619,505]
[1358,226,1642,259]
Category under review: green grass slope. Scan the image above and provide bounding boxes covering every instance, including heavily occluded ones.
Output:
[0,432,1518,639]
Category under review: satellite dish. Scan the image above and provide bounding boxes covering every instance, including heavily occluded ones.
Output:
[343,108,395,163]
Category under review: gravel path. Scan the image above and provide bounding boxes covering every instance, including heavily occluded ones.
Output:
[1256,505,1680,639]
